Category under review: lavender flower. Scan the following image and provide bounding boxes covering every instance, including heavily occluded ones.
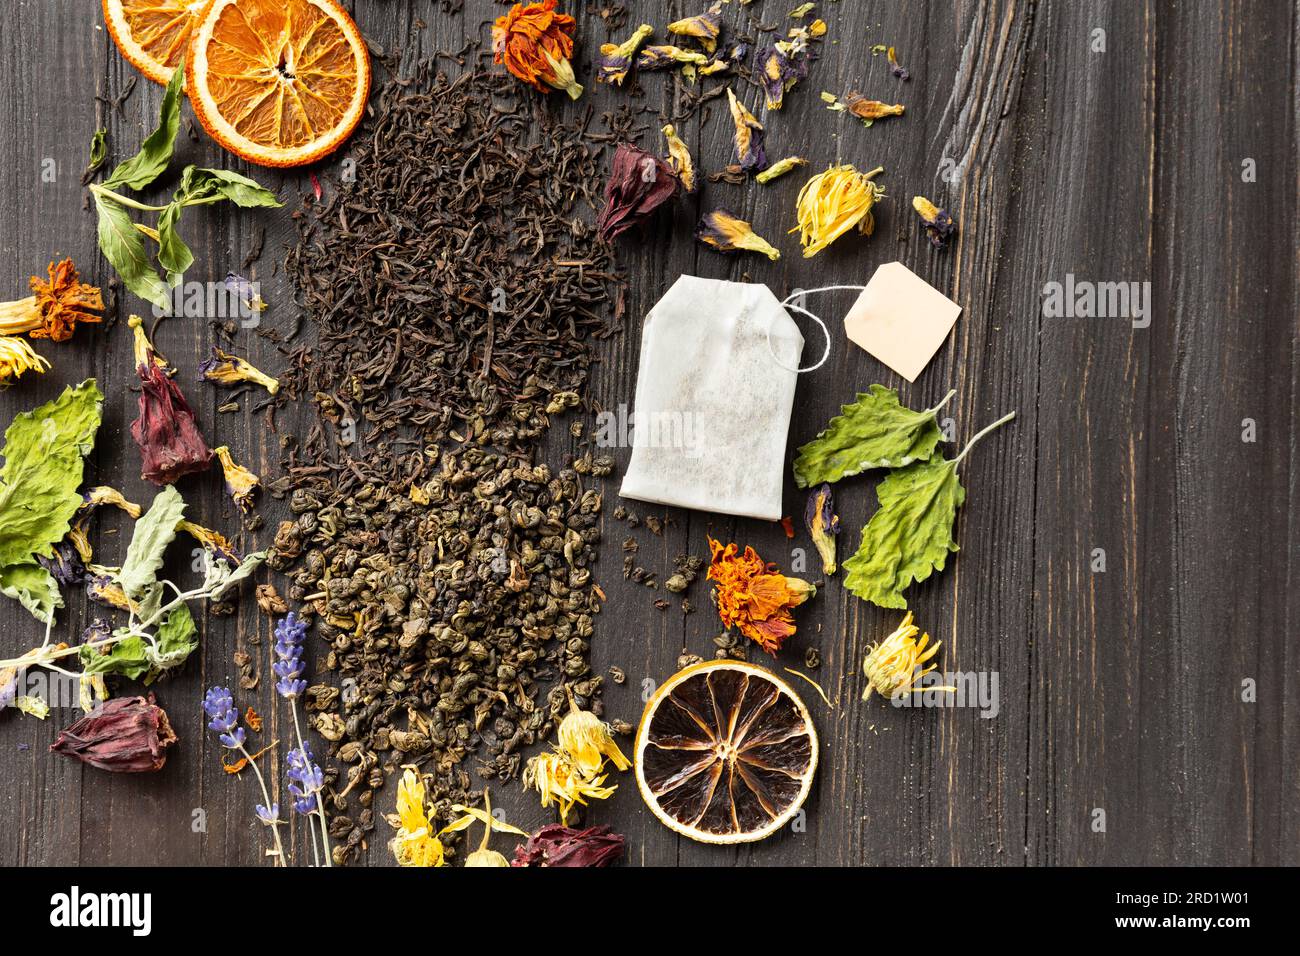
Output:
[203,685,245,749]
[255,803,281,825]
[287,746,324,814]
[273,612,308,700]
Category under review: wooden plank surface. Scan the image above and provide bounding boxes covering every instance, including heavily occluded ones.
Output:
[0,0,1296,867]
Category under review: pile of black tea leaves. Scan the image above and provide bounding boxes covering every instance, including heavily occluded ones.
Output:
[274,66,624,864]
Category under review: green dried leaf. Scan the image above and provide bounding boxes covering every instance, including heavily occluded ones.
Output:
[793,385,953,488]
[118,485,186,600]
[148,603,198,678]
[842,411,1015,608]
[180,166,283,208]
[94,191,171,310]
[207,549,267,600]
[0,380,103,571]
[79,632,150,680]
[0,562,63,624]
[103,58,184,192]
[842,454,964,608]
[81,128,108,185]
[155,200,193,287]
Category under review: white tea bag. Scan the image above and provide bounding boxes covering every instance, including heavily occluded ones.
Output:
[619,275,804,520]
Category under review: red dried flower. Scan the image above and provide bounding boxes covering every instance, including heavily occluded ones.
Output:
[596,143,679,243]
[49,695,177,773]
[511,823,625,867]
[128,316,213,485]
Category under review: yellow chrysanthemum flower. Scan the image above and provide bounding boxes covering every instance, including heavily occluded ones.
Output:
[791,164,885,258]
[557,687,632,778]
[862,612,955,701]
[0,335,50,384]
[389,768,446,868]
[523,750,616,826]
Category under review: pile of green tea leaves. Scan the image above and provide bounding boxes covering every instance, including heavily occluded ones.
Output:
[795,385,1014,609]
[87,57,281,312]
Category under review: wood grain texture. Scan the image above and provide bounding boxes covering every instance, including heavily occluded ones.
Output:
[0,0,1295,867]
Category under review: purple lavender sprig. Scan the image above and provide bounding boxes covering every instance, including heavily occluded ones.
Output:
[287,746,325,815]
[273,612,308,700]
[274,611,333,865]
[203,685,286,865]
[203,685,245,749]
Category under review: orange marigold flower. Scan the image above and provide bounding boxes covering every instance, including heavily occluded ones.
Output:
[492,1,584,100]
[0,258,103,343]
[706,537,815,654]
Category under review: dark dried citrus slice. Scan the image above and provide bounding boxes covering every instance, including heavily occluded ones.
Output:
[634,659,818,844]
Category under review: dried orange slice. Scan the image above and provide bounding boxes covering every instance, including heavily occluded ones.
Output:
[185,0,370,167]
[103,0,212,84]
[634,659,818,844]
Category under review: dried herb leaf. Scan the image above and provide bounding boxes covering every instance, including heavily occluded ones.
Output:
[102,61,184,192]
[81,129,108,185]
[0,380,103,570]
[842,454,964,608]
[842,412,1014,608]
[118,485,185,600]
[793,385,952,487]
[94,192,171,310]
[0,562,63,624]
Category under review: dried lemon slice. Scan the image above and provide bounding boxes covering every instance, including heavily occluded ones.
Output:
[634,659,818,844]
[185,0,370,167]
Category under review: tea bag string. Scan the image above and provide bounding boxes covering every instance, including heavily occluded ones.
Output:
[766,285,868,373]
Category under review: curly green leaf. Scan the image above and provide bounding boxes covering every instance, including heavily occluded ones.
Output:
[793,385,953,488]
[842,411,1015,608]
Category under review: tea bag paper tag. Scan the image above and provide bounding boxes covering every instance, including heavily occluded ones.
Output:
[843,261,961,382]
[619,276,804,521]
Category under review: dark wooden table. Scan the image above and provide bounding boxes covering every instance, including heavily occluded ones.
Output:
[1,0,1295,867]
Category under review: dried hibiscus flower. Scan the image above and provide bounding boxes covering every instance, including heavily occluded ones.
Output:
[707,537,815,654]
[128,316,213,485]
[512,824,625,867]
[49,694,177,773]
[492,0,583,100]
[596,142,679,243]
[597,23,653,85]
[695,209,781,261]
[0,258,103,343]
[726,88,767,172]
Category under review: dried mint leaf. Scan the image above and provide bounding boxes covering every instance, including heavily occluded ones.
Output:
[842,453,964,609]
[792,385,953,488]
[842,411,1014,608]
[118,485,185,601]
[0,563,63,624]
[0,380,103,571]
